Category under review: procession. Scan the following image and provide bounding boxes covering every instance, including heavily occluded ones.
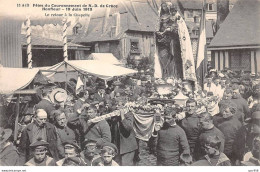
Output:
[0,0,260,167]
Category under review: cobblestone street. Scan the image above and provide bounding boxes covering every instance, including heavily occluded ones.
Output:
[137,140,157,166]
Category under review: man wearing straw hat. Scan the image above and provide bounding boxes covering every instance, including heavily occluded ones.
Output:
[0,128,20,166]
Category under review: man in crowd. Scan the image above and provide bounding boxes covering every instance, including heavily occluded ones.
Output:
[73,90,89,116]
[217,101,242,164]
[231,84,250,119]
[157,109,190,166]
[35,88,55,122]
[0,128,20,166]
[19,109,59,164]
[25,138,56,166]
[192,136,231,166]
[53,110,77,159]
[233,110,260,164]
[56,140,83,166]
[68,104,111,148]
[195,112,225,160]
[179,99,201,158]
[110,100,138,166]
[80,139,101,166]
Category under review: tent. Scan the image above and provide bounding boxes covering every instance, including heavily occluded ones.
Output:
[88,53,123,65]
[40,60,137,81]
[0,67,42,94]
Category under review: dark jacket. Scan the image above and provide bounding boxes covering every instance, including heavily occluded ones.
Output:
[0,143,20,166]
[157,124,190,166]
[180,113,201,155]
[18,122,59,164]
[116,112,138,155]
[231,97,250,118]
[68,116,111,147]
[217,116,242,156]
[195,126,225,160]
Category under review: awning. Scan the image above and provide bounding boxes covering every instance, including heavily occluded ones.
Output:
[0,67,40,94]
[40,60,137,80]
[88,53,123,65]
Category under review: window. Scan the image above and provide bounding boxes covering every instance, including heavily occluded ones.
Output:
[207,3,213,11]
[230,50,251,71]
[187,10,193,18]
[130,40,140,54]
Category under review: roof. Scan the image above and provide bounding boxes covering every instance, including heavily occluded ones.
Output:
[88,53,122,65]
[209,0,260,49]
[73,0,158,43]
[179,0,203,10]
[186,20,214,38]
[21,34,89,50]
[0,67,40,94]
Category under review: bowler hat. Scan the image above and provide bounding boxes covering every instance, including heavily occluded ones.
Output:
[0,128,12,144]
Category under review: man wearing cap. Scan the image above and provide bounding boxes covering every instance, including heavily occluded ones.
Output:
[93,142,119,166]
[192,136,231,166]
[80,139,101,166]
[56,140,84,166]
[0,128,20,166]
[35,88,55,120]
[25,138,56,166]
[18,109,59,164]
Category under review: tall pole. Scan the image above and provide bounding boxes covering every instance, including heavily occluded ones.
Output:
[26,16,32,68]
[62,18,68,61]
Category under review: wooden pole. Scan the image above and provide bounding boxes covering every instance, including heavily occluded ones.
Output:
[62,18,68,61]
[14,94,20,142]
[26,16,32,68]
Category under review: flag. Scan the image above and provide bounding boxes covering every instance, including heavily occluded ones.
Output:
[176,12,197,82]
[76,76,84,95]
[196,0,207,87]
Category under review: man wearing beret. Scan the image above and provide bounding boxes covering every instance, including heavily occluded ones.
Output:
[18,109,59,164]
[0,128,20,166]
[25,138,56,166]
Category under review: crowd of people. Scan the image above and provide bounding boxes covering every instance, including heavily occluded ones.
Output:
[0,68,259,166]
